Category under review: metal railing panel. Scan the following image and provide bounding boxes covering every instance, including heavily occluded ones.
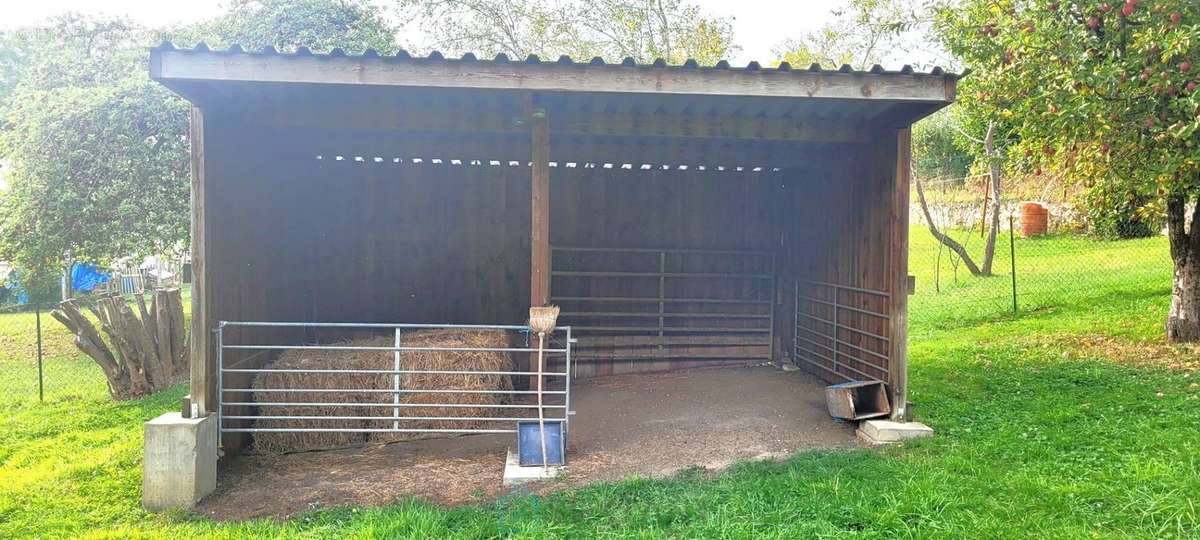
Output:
[793,280,891,382]
[216,321,573,438]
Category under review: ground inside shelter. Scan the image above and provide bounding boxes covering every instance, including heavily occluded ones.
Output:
[196,366,859,520]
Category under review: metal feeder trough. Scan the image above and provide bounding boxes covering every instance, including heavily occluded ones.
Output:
[517,420,565,466]
[825,380,891,421]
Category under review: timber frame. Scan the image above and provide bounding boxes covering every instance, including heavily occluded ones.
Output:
[152,44,956,433]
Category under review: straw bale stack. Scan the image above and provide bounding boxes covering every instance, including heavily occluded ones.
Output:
[251,330,513,452]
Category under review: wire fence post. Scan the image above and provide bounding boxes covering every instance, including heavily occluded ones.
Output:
[1009,216,1018,314]
[36,303,44,402]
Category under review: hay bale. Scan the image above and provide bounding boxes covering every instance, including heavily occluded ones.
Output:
[367,328,515,443]
[250,330,515,452]
[251,336,392,453]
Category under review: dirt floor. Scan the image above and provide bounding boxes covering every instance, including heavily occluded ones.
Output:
[196,366,859,520]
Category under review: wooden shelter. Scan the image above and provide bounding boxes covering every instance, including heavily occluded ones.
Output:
[151,44,957,445]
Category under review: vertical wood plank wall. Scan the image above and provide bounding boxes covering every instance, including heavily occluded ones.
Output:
[202,124,533,451]
[198,119,908,449]
[788,133,903,405]
[551,167,782,377]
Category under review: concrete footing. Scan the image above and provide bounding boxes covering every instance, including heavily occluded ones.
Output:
[857,420,934,445]
[143,412,217,511]
[501,449,564,486]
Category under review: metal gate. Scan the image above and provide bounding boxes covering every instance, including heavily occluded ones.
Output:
[551,246,775,375]
[793,281,891,382]
[215,322,573,438]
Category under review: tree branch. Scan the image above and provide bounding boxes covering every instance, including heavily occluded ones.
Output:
[915,178,985,276]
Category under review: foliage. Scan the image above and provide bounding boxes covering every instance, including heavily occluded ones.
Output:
[774,0,946,70]
[168,0,398,53]
[0,3,401,282]
[1087,189,1157,239]
[1,239,1196,536]
[912,107,975,179]
[0,16,189,278]
[935,0,1200,339]
[5,267,61,305]
[934,0,1200,229]
[395,0,736,64]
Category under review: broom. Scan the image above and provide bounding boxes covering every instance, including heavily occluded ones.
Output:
[528,305,560,470]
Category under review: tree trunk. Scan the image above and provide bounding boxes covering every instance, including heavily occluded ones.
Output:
[52,289,189,399]
[917,121,1003,278]
[980,122,1002,275]
[1166,195,1200,342]
[1168,260,1200,341]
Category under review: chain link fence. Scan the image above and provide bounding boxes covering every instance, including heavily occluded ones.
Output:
[0,302,110,405]
[909,172,1173,329]
[0,288,193,406]
[0,192,1175,407]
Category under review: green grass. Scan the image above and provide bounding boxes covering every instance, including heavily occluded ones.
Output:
[0,287,192,405]
[908,228,1171,328]
[0,304,111,404]
[1,240,1197,538]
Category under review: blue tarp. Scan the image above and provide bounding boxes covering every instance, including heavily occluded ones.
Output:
[69,263,110,293]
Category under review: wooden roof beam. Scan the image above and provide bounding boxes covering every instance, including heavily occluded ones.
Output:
[211,105,871,143]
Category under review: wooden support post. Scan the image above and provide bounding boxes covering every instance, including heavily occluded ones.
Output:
[529,99,551,390]
[889,128,912,421]
[188,107,212,415]
[530,104,551,308]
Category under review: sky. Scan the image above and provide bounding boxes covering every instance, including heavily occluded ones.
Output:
[0,0,855,65]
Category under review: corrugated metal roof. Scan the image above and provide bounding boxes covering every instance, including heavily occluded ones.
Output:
[152,42,958,79]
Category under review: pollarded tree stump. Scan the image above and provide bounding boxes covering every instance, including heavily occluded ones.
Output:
[52,289,188,400]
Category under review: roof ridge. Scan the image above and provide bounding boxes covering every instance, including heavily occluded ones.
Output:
[150,42,959,78]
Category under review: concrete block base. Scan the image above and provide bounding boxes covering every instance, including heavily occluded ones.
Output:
[857,420,934,445]
[502,449,564,486]
[143,412,217,511]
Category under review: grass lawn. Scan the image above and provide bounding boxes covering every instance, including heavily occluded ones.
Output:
[0,287,192,405]
[908,228,1171,329]
[1,241,1197,538]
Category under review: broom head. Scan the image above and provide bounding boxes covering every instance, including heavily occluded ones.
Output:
[528,305,560,335]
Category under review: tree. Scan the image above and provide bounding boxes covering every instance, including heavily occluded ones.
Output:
[774,0,945,70]
[0,16,188,288]
[936,0,1200,341]
[394,0,736,64]
[912,107,974,180]
[0,2,400,291]
[915,120,1006,276]
[168,0,398,53]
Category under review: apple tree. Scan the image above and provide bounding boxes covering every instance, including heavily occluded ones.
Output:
[936,0,1200,341]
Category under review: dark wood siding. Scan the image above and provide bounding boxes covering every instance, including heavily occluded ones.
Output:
[787,135,901,390]
[198,116,908,449]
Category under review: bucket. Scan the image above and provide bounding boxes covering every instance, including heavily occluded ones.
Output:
[1020,202,1049,238]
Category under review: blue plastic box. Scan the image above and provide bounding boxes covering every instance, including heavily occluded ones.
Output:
[517,420,565,466]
